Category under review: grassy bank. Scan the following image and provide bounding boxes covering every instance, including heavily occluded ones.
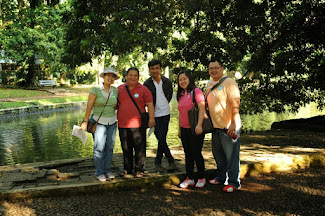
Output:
[0,86,90,109]
[0,88,54,99]
[0,96,88,109]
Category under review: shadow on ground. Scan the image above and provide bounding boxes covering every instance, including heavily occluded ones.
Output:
[1,166,324,215]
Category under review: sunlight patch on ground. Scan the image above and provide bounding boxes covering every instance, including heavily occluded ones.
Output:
[1,201,36,216]
[241,182,274,193]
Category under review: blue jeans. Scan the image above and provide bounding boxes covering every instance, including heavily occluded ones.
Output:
[92,122,117,176]
[212,128,241,188]
[154,115,174,165]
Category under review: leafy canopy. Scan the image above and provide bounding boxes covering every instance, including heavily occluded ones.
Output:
[0,0,67,86]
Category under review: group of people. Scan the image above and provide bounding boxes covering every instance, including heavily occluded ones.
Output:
[80,58,242,193]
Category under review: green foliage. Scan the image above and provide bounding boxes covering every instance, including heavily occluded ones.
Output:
[63,0,177,67]
[0,1,68,86]
[169,0,325,114]
[2,0,324,113]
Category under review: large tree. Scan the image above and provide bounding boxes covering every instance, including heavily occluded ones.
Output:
[0,0,66,87]
[63,0,177,68]
[64,0,324,114]
[170,0,325,114]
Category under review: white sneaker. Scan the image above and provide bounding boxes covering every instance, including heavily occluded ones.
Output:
[195,178,206,188]
[179,177,195,189]
[96,175,107,182]
[106,172,115,179]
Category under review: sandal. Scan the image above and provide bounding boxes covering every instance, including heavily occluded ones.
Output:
[119,170,127,177]
[135,171,144,178]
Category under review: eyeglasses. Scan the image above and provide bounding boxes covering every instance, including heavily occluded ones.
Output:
[209,66,222,71]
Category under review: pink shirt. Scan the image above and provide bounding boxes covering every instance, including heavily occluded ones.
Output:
[178,88,205,128]
[117,83,153,128]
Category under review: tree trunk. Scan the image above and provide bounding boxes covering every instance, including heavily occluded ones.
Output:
[24,0,39,87]
[26,55,36,87]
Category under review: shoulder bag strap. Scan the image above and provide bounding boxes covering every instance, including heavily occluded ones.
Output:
[95,89,111,124]
[192,88,198,107]
[125,85,143,115]
[205,77,228,115]
[206,76,228,98]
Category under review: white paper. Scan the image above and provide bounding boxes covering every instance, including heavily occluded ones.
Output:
[72,125,88,146]
[148,127,155,138]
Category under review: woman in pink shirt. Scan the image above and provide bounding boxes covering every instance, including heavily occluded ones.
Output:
[177,71,206,188]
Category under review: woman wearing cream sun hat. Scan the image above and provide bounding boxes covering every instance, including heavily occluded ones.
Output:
[81,66,119,182]
[99,66,120,79]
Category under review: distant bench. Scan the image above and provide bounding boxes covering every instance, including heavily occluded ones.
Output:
[39,80,58,88]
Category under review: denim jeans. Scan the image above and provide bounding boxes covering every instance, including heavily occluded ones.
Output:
[154,115,174,165]
[180,127,205,179]
[212,128,241,188]
[92,122,117,176]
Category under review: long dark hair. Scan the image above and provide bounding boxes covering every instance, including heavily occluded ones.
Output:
[176,70,196,101]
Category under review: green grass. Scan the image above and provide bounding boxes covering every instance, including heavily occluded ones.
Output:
[0,88,54,99]
[0,95,88,109]
[0,86,91,109]
[65,86,91,94]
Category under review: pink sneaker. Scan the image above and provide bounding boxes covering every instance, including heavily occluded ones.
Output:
[209,178,221,185]
[195,178,206,188]
[179,177,195,189]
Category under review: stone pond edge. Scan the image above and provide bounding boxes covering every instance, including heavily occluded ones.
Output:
[0,101,87,116]
[1,153,324,201]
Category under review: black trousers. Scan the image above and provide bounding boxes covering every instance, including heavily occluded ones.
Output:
[118,127,146,173]
[180,127,205,179]
[154,115,174,164]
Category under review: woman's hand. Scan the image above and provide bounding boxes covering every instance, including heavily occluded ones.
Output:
[82,92,96,131]
[196,100,205,135]
[195,124,203,135]
[81,121,88,131]
[178,128,181,139]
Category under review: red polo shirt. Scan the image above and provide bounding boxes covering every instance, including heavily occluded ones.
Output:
[117,83,153,128]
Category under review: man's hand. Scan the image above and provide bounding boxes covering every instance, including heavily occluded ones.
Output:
[148,118,155,128]
[227,123,236,137]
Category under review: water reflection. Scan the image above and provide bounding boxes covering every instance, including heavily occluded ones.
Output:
[0,108,92,166]
[0,100,324,166]
[241,103,325,131]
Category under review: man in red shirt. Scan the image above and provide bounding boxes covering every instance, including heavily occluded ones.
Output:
[117,67,155,177]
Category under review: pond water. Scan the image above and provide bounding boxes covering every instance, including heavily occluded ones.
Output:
[0,98,324,166]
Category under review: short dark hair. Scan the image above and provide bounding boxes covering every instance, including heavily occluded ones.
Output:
[209,57,224,67]
[148,59,162,68]
[126,67,139,76]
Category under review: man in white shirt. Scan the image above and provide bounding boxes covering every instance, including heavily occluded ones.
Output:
[144,60,177,172]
